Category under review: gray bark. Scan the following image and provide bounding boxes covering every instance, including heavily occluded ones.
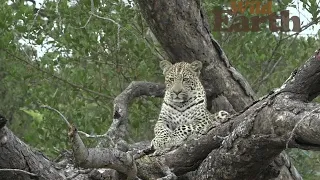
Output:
[0,118,64,180]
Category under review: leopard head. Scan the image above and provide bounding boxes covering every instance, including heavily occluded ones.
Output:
[160,60,206,105]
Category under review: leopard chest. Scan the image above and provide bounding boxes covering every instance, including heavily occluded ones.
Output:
[159,104,206,130]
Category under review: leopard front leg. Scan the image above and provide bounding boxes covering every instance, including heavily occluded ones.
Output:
[151,120,174,155]
[151,137,173,156]
[167,124,194,148]
[152,124,195,155]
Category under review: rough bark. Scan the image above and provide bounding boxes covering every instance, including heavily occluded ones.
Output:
[0,116,64,180]
[105,81,165,144]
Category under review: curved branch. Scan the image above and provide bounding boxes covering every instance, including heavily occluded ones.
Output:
[106,81,165,143]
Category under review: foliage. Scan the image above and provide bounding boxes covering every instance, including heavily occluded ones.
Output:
[0,0,319,178]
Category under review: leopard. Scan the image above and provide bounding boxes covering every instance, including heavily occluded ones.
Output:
[151,60,230,152]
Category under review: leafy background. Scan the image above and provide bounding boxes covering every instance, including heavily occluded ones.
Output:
[0,0,319,179]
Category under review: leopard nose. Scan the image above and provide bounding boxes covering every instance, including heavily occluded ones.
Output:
[172,83,182,95]
[173,88,182,95]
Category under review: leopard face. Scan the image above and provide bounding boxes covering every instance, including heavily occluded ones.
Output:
[160,60,205,105]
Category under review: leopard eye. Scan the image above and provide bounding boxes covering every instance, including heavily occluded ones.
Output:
[167,77,174,82]
[183,77,189,81]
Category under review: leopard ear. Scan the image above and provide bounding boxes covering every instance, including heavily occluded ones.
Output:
[159,60,172,74]
[190,61,202,76]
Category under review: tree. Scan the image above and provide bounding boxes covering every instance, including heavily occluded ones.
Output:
[1,0,320,179]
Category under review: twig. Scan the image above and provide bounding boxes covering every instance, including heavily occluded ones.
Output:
[75,0,94,29]
[28,0,46,36]
[40,105,71,126]
[252,33,284,89]
[281,16,320,41]
[253,15,320,91]
[89,12,121,50]
[78,131,115,147]
[77,131,106,138]
[77,131,115,147]
[40,105,115,146]
[253,33,299,91]
[130,23,166,60]
[0,168,38,177]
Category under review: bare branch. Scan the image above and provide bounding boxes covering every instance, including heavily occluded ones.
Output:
[253,34,300,92]
[68,125,137,180]
[89,4,121,50]
[41,105,71,127]
[281,16,320,41]
[41,105,115,146]
[105,81,165,143]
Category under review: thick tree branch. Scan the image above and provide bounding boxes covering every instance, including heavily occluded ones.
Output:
[0,125,64,180]
[89,53,320,179]
[68,125,137,180]
[194,92,320,179]
[280,53,320,101]
[105,81,164,143]
[192,54,320,179]
[104,82,320,179]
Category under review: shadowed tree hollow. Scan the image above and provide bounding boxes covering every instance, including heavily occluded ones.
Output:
[0,0,320,179]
